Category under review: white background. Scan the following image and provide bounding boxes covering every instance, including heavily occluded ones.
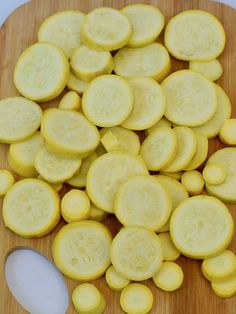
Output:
[0,0,235,27]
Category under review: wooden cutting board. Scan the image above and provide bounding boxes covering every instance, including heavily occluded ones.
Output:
[0,0,235,313]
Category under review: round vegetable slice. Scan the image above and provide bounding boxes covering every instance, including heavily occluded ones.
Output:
[184,131,208,170]
[100,126,140,155]
[121,77,166,130]
[3,178,60,238]
[189,59,223,81]
[41,108,100,159]
[181,170,204,196]
[153,261,184,291]
[72,283,106,313]
[145,117,171,136]
[70,45,114,82]
[202,250,236,281]
[89,203,108,222]
[38,10,85,58]
[14,43,69,102]
[52,221,112,281]
[100,131,120,152]
[120,283,153,314]
[59,91,81,111]
[170,195,234,259]
[162,70,217,126]
[114,43,171,82]
[67,72,88,95]
[114,175,172,231]
[35,147,81,184]
[121,4,164,48]
[159,232,180,261]
[211,274,236,298]
[162,126,197,172]
[105,266,130,292]
[0,170,14,197]
[61,190,90,223]
[111,226,163,281]
[154,175,189,233]
[8,132,44,177]
[140,127,177,171]
[0,97,42,144]
[66,152,98,188]
[164,10,225,61]
[205,148,236,203]
[203,164,226,185]
[86,152,148,213]
[192,84,231,139]
[81,7,132,51]
[82,74,133,127]
[219,119,236,145]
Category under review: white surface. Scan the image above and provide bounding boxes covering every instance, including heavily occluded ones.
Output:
[5,249,69,314]
[0,0,235,26]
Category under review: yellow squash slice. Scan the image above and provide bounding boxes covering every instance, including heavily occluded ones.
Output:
[159,232,181,261]
[153,261,184,291]
[121,77,166,130]
[184,131,208,170]
[162,70,217,126]
[202,250,236,281]
[170,195,234,259]
[0,97,42,144]
[59,91,81,111]
[145,117,171,136]
[120,283,153,314]
[211,274,236,298]
[81,7,132,51]
[0,170,15,197]
[189,59,223,81]
[89,203,108,222]
[82,74,133,127]
[164,10,225,61]
[3,178,60,238]
[41,108,100,159]
[100,131,121,152]
[219,119,236,145]
[105,265,130,292]
[35,147,81,184]
[52,221,112,281]
[121,4,164,47]
[162,126,197,172]
[114,175,172,231]
[203,164,226,185]
[14,43,69,102]
[181,170,204,196]
[140,127,177,171]
[8,132,44,177]
[111,226,163,281]
[192,84,231,139]
[205,148,236,203]
[86,152,148,213]
[154,175,189,233]
[38,10,85,58]
[72,283,106,314]
[66,152,98,188]
[67,72,88,95]
[114,43,171,82]
[100,126,140,155]
[70,45,114,82]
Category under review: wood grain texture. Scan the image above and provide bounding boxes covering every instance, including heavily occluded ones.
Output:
[0,0,235,313]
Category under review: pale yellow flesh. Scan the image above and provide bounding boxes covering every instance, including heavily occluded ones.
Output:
[164,10,225,61]
[170,195,234,259]
[121,4,164,48]
[181,170,204,196]
[114,43,171,82]
[120,283,153,314]
[153,261,184,291]
[145,117,171,136]
[67,72,88,95]
[219,119,236,145]
[59,91,81,111]
[105,266,130,291]
[203,164,226,185]
[111,225,163,281]
[162,70,217,127]
[189,59,223,81]
[100,131,121,152]
[0,170,15,197]
[211,274,236,298]
[114,175,172,231]
[159,232,180,261]
[81,7,132,51]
